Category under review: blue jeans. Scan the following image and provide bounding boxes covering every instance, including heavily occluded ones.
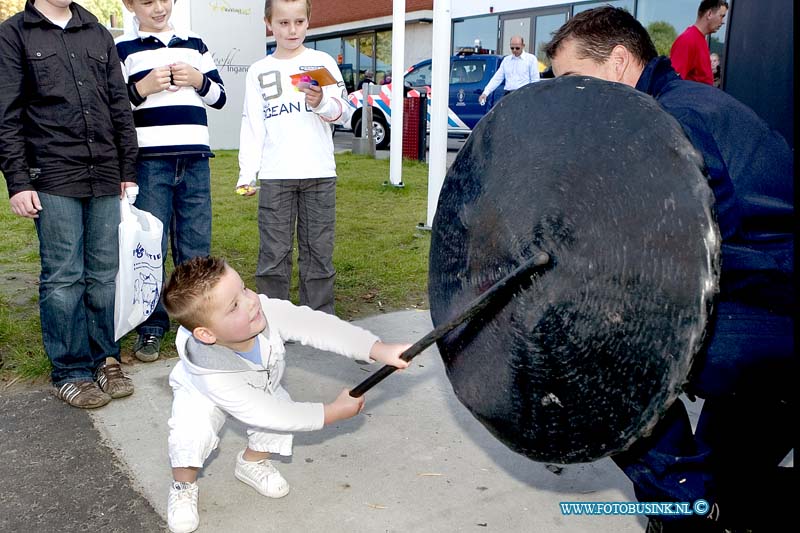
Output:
[133,156,212,337]
[35,192,120,386]
[256,178,336,314]
[612,300,794,526]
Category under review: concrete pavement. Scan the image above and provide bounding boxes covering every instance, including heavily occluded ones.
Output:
[9,310,751,531]
[0,387,165,532]
[85,310,648,533]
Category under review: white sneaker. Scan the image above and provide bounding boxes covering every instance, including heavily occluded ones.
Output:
[234,450,290,498]
[167,481,199,533]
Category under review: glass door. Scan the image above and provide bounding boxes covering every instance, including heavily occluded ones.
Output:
[500,7,568,71]
[533,9,569,71]
[500,17,531,56]
[357,34,375,89]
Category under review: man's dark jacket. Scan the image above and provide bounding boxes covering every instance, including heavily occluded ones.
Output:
[636,57,794,313]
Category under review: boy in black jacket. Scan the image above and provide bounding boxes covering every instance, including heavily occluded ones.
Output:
[0,1,139,408]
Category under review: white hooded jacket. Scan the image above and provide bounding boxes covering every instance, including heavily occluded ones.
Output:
[169,295,379,433]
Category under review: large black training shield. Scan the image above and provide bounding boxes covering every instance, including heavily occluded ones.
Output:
[429,76,720,464]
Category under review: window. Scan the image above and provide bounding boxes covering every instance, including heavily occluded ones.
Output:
[573,0,635,16]
[495,8,568,70]
[637,0,697,56]
[452,15,499,54]
[314,38,341,61]
[407,63,432,88]
[533,11,569,69]
[501,17,532,56]
[450,60,485,84]
[375,31,392,84]
[343,36,358,93]
[358,34,375,85]
[638,0,731,82]
[311,31,395,92]
[343,36,358,70]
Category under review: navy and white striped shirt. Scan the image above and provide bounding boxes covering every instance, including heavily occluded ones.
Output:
[115,21,226,158]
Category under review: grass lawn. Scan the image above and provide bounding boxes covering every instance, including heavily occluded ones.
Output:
[0,152,431,382]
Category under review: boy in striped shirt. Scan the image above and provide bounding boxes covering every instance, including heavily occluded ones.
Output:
[116,0,226,362]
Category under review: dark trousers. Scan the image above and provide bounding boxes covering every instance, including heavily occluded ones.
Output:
[256,178,337,314]
[133,156,212,338]
[612,300,794,529]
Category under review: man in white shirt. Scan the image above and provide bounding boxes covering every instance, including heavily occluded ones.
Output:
[479,36,540,105]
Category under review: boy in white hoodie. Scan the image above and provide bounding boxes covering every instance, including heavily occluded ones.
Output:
[161,256,410,533]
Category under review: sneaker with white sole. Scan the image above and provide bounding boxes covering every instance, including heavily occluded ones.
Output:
[167,481,199,533]
[55,381,111,409]
[234,451,290,498]
[95,361,134,399]
[134,333,162,362]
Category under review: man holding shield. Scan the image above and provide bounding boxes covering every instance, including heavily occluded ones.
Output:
[545,7,793,533]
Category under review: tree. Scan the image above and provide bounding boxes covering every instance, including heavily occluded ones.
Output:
[0,1,122,26]
[647,21,678,57]
[76,0,123,27]
[0,0,26,22]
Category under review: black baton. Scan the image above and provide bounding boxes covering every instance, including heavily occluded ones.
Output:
[350,251,551,397]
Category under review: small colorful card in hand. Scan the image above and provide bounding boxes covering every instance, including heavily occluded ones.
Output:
[290,67,338,89]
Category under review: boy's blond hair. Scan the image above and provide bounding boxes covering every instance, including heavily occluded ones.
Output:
[264,0,311,21]
[162,256,228,331]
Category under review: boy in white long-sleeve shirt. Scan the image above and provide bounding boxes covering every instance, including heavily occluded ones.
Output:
[236,0,353,315]
[161,256,409,533]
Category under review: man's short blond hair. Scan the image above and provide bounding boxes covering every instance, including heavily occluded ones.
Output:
[162,256,229,331]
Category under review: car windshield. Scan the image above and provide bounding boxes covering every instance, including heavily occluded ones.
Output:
[405,63,432,87]
[450,60,485,84]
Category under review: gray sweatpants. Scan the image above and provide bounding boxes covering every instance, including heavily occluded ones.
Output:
[256,178,336,314]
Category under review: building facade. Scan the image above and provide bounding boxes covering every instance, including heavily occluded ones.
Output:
[115,0,788,150]
[295,0,732,92]
[272,1,434,92]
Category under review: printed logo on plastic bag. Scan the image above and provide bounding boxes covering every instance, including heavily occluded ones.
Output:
[114,199,165,341]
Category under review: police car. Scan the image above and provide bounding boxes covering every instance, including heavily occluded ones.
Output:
[344,51,506,149]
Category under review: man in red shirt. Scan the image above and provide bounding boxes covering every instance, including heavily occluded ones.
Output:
[670,0,728,85]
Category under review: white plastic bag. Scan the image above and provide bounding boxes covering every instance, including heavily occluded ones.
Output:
[114,187,164,341]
